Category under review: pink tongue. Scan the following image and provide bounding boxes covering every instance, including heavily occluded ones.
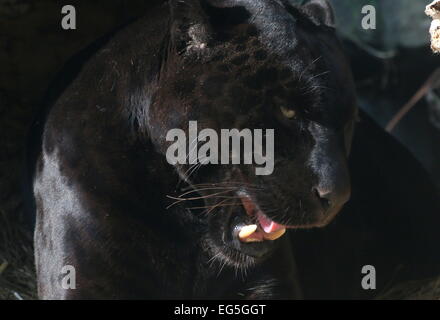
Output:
[257,213,285,233]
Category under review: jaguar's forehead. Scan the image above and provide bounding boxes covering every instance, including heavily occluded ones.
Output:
[177,25,326,117]
[163,0,356,130]
[179,0,338,91]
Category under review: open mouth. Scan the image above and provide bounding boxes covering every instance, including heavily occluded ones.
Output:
[235,193,288,243]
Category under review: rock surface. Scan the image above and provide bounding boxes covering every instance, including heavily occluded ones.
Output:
[426,0,440,52]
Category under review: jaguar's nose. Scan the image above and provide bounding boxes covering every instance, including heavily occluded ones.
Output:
[312,184,351,213]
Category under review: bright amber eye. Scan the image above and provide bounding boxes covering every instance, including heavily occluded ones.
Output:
[280,106,296,119]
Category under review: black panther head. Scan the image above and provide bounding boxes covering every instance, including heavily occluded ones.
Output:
[148,0,357,268]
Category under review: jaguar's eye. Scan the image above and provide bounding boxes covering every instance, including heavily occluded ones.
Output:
[280,106,296,119]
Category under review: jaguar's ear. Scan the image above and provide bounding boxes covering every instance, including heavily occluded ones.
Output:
[170,0,212,52]
[302,0,335,28]
[169,0,251,53]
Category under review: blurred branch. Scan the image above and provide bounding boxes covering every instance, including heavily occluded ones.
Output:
[386,68,440,132]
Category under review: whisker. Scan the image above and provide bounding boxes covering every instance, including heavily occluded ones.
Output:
[167,192,239,202]
[175,136,201,189]
[307,70,330,82]
[184,157,210,181]
[299,56,322,82]
[207,252,222,266]
[217,260,228,277]
[191,181,261,187]
[186,183,262,192]
[200,197,241,215]
[204,202,241,216]
[181,163,200,180]
[185,136,199,162]
[190,202,240,212]
[166,190,238,209]
[180,185,239,193]
[177,187,237,198]
[184,163,202,181]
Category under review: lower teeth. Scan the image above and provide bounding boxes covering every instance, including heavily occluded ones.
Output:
[242,237,263,243]
[262,228,286,241]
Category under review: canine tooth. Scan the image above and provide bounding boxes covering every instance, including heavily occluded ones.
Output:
[263,228,286,241]
[238,224,258,239]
